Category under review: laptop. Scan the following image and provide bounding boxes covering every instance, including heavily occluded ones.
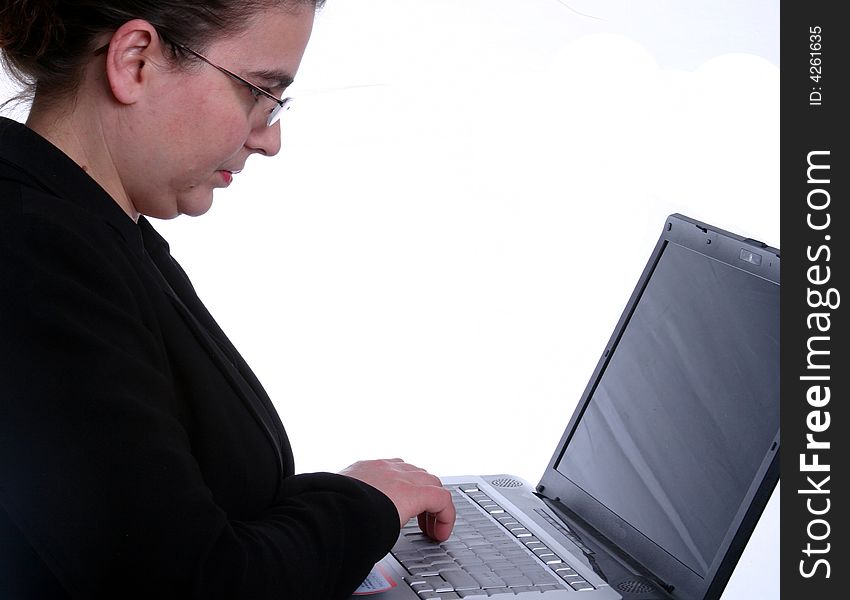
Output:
[354,214,780,600]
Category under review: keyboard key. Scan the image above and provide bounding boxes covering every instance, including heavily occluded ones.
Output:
[473,552,503,563]
[450,555,484,566]
[565,576,593,591]
[395,551,425,563]
[422,575,454,593]
[418,592,461,600]
[510,586,538,594]
[501,574,533,587]
[405,561,441,570]
[495,549,525,559]
[492,567,523,578]
[569,581,594,591]
[483,560,515,571]
[404,575,428,586]
[469,571,507,589]
[508,528,533,538]
[525,542,549,552]
[485,588,516,597]
[410,567,443,577]
[441,542,468,551]
[440,569,481,591]
[523,568,560,585]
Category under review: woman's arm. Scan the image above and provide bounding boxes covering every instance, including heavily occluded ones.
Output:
[0,195,401,599]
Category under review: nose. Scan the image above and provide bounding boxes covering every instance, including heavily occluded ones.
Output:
[245,119,282,157]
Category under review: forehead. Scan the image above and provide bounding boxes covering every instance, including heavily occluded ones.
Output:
[206,4,315,80]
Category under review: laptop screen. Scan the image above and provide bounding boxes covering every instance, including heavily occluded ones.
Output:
[555,240,779,578]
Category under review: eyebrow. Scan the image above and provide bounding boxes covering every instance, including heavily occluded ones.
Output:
[247,69,295,90]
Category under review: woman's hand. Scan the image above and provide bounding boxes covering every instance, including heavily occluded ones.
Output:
[340,458,455,542]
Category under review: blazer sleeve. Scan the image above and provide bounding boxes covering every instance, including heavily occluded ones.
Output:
[0,199,400,599]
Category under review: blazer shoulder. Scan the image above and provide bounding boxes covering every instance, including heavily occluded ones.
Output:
[1,182,151,321]
[0,161,24,208]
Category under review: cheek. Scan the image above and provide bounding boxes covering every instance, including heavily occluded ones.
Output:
[195,115,250,162]
[165,87,249,160]
[147,85,252,189]
[174,122,248,180]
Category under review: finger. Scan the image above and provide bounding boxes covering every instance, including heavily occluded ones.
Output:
[416,487,456,541]
[392,461,429,474]
[422,512,433,539]
[400,469,442,487]
[431,507,455,542]
[420,508,454,541]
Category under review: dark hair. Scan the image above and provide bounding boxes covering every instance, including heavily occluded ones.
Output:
[0,0,324,107]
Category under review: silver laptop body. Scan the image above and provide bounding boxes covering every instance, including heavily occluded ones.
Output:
[356,214,780,600]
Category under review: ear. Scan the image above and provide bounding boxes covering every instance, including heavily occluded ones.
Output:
[102,19,165,105]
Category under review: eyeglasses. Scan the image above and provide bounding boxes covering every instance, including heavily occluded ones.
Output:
[170,43,293,127]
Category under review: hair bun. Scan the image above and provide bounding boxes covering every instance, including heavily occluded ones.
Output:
[0,0,63,60]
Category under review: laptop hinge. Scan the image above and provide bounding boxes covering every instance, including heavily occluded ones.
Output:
[534,490,675,595]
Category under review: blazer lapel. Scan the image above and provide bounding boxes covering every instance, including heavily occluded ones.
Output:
[137,218,293,478]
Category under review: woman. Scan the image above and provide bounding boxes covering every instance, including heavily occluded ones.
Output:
[0,1,455,598]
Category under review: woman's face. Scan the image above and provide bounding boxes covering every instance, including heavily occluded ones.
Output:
[119,4,314,219]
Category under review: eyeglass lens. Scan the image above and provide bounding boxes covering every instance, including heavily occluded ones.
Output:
[266,97,293,126]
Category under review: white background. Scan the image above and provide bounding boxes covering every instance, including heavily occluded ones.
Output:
[1,1,779,598]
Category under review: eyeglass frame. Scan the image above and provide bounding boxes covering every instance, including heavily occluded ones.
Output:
[170,42,293,127]
[94,38,293,127]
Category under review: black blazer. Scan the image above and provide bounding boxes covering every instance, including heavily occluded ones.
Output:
[0,117,399,599]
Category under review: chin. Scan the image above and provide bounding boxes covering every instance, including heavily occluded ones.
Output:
[176,192,215,218]
[134,187,214,220]
[181,202,214,218]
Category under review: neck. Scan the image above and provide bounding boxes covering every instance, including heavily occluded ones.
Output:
[26,97,140,222]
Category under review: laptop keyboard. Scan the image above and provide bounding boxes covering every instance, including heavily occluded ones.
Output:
[391,484,595,598]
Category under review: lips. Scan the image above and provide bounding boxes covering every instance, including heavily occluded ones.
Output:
[217,165,244,187]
